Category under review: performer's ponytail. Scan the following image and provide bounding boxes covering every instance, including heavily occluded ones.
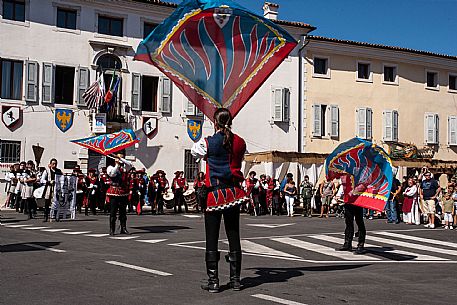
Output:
[214,108,234,151]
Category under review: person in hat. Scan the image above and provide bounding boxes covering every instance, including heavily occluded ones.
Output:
[156,170,169,215]
[127,170,139,214]
[85,168,99,216]
[172,171,188,213]
[194,172,207,213]
[106,153,131,235]
[192,108,248,293]
[148,174,158,214]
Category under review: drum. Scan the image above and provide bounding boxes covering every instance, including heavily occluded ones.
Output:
[163,191,175,209]
[183,189,197,207]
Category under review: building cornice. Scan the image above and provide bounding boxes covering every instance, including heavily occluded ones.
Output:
[307,36,457,69]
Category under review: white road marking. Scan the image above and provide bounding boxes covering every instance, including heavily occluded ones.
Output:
[105,261,172,276]
[272,237,379,261]
[136,239,167,244]
[109,236,139,240]
[22,226,48,230]
[374,231,457,249]
[366,235,457,257]
[41,229,70,232]
[182,215,201,218]
[62,231,91,235]
[85,234,110,237]
[24,243,66,253]
[3,224,33,228]
[236,240,301,259]
[247,224,295,229]
[309,235,446,261]
[252,294,308,305]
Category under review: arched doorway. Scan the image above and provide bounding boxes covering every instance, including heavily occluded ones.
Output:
[96,53,123,122]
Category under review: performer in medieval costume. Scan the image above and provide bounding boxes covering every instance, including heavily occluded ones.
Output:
[4,164,18,209]
[172,171,188,213]
[148,173,158,214]
[106,153,131,235]
[137,172,147,215]
[194,172,207,213]
[73,165,87,214]
[22,161,37,220]
[40,158,63,222]
[192,108,247,293]
[85,168,99,216]
[99,167,111,214]
[15,161,26,213]
[336,175,366,254]
[243,171,261,216]
[127,169,139,214]
[156,170,169,215]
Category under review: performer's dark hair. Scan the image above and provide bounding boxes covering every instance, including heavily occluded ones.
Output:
[50,158,57,164]
[214,108,233,151]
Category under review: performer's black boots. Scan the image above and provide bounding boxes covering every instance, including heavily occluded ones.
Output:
[120,220,130,235]
[354,243,366,255]
[336,239,352,251]
[225,251,242,291]
[109,216,116,236]
[201,251,220,293]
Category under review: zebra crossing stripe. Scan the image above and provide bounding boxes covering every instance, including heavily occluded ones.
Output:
[309,235,447,261]
[3,224,33,228]
[271,237,380,261]
[41,229,70,232]
[252,294,308,305]
[366,235,457,257]
[109,236,139,240]
[22,226,48,230]
[62,231,92,235]
[235,240,301,259]
[137,239,167,244]
[374,231,457,249]
[85,234,110,237]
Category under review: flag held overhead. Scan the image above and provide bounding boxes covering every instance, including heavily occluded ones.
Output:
[325,138,394,212]
[135,0,298,121]
[71,129,140,156]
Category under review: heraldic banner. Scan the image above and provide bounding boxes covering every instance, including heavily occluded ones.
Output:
[52,174,77,220]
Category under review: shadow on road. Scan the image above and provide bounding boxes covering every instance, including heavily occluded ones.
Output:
[240,264,370,289]
[131,225,191,234]
[0,242,61,253]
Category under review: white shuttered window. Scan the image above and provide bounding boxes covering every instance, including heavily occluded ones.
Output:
[356,107,372,139]
[131,73,141,111]
[272,87,290,123]
[330,105,339,137]
[448,116,457,146]
[25,61,38,102]
[185,100,203,116]
[77,67,89,106]
[425,113,439,144]
[42,63,54,104]
[312,104,322,136]
[383,110,398,142]
[160,77,172,114]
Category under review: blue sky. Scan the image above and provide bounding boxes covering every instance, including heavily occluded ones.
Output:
[168,0,457,56]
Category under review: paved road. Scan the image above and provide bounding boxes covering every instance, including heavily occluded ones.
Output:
[1,209,457,305]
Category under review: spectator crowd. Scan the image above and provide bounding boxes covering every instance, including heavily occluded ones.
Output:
[2,159,456,230]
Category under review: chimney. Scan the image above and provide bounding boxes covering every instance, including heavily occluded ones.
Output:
[263,2,279,20]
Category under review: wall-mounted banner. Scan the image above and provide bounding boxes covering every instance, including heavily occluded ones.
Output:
[92,113,107,133]
[2,105,21,128]
[187,119,203,142]
[143,117,158,138]
[55,109,74,132]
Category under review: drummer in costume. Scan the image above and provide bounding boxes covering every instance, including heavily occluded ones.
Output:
[194,172,207,213]
[148,174,158,214]
[127,169,139,213]
[40,158,62,222]
[172,171,188,213]
[156,170,169,215]
[85,168,99,216]
[137,169,147,215]
[107,153,131,235]
[192,108,248,293]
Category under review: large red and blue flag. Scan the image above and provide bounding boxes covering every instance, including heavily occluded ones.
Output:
[325,138,394,212]
[71,129,139,156]
[135,0,298,120]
